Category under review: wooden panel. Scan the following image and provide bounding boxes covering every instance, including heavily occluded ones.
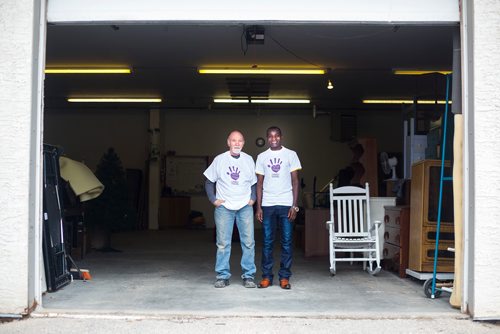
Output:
[358,138,378,197]
[305,209,330,257]
[159,196,190,229]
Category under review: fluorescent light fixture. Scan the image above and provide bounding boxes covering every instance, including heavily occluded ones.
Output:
[199,68,325,75]
[251,99,310,104]
[213,98,310,104]
[67,98,162,103]
[417,100,452,104]
[46,68,131,74]
[213,99,250,103]
[363,99,452,105]
[393,70,452,75]
[363,99,415,104]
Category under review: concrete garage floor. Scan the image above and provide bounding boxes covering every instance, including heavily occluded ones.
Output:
[40,229,459,318]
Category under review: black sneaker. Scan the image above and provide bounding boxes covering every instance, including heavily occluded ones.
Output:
[243,278,256,288]
[214,279,230,288]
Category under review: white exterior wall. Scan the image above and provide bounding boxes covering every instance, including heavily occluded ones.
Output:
[2,0,500,319]
[0,0,39,314]
[470,0,500,320]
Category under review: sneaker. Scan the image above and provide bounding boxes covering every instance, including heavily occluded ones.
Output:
[279,278,291,290]
[258,278,272,288]
[243,278,256,288]
[214,279,230,288]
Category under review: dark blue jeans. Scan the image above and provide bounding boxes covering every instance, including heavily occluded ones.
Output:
[261,206,293,282]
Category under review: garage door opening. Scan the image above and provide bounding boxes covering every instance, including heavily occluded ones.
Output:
[40,22,461,315]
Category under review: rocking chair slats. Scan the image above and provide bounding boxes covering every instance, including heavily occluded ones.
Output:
[326,182,382,276]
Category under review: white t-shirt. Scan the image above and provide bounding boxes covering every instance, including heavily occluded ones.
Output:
[256,146,302,207]
[203,151,257,210]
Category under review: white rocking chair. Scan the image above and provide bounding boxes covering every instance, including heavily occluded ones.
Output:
[326,182,381,276]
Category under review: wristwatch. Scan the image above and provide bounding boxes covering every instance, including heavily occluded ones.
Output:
[292,206,300,212]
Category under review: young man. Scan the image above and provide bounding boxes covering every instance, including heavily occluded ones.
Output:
[255,126,302,289]
[204,130,257,288]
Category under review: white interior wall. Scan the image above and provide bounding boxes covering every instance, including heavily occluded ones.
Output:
[44,109,150,171]
[44,108,402,228]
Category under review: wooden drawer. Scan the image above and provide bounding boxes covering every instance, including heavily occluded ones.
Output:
[409,242,454,272]
[383,243,400,263]
[421,226,455,244]
[384,209,403,229]
[384,225,401,247]
[382,243,401,274]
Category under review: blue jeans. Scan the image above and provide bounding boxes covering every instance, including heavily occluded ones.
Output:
[261,206,293,282]
[214,205,256,280]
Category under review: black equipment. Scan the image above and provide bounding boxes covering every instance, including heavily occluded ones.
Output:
[42,144,71,292]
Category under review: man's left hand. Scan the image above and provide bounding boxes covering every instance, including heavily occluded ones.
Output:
[288,207,297,221]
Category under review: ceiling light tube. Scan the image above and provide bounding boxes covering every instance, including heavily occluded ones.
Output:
[363,99,415,104]
[46,68,131,74]
[417,100,452,104]
[251,99,310,104]
[393,70,452,75]
[213,98,250,103]
[199,68,325,75]
[67,98,162,103]
[363,99,452,105]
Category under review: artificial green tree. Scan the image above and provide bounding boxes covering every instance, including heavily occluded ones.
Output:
[86,148,134,251]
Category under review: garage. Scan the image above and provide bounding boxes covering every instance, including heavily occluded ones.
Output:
[4,0,500,322]
[38,11,463,315]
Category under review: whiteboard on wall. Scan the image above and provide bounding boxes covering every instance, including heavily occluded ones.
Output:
[165,155,208,195]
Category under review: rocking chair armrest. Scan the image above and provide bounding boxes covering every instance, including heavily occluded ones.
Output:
[369,220,382,232]
[326,220,333,230]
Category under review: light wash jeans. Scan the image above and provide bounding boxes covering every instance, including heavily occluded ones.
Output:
[214,204,256,280]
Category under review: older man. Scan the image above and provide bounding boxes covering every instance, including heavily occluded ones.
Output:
[204,130,257,288]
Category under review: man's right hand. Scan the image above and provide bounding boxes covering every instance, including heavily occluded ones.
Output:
[213,199,225,207]
[255,207,263,222]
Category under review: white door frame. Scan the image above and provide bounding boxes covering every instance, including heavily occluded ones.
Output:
[34,0,465,310]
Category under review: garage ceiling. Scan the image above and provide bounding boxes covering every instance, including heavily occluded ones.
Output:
[44,23,457,111]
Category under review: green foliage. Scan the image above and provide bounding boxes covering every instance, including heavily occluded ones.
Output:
[86,148,135,232]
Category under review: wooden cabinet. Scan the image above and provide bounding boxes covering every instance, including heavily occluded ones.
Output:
[382,206,410,278]
[408,160,454,272]
[304,209,330,257]
[159,196,190,229]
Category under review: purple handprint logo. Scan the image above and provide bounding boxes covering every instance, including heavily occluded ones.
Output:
[227,166,240,180]
[267,158,282,173]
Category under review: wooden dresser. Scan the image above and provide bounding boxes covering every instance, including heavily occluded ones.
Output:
[408,160,454,272]
[383,205,410,278]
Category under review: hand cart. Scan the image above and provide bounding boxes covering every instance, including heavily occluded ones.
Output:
[428,74,454,299]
